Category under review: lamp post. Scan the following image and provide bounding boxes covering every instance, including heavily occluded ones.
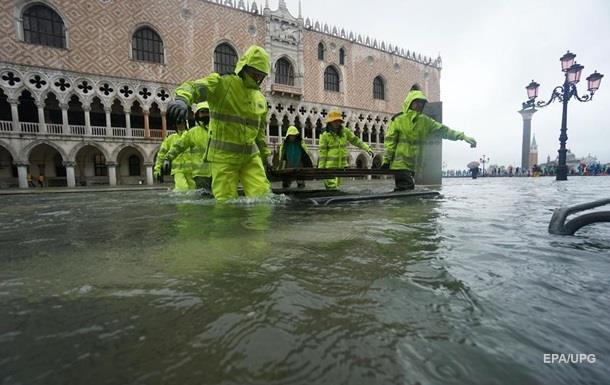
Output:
[523,51,604,181]
[480,155,489,176]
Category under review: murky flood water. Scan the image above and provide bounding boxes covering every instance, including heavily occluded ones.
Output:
[1,177,609,385]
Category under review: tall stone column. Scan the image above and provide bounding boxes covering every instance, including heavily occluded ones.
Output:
[36,101,47,133]
[144,162,154,185]
[15,162,29,189]
[83,105,92,135]
[105,107,112,131]
[63,161,76,188]
[107,161,117,186]
[519,108,537,171]
[9,98,19,132]
[125,111,132,137]
[161,110,167,138]
[143,108,150,138]
[60,102,69,134]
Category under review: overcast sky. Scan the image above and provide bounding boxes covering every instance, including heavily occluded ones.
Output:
[279,0,610,169]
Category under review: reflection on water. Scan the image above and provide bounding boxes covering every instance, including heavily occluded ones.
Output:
[1,177,609,385]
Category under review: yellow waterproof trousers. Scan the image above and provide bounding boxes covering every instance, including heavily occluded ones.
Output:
[324,177,341,190]
[173,172,196,191]
[211,155,270,202]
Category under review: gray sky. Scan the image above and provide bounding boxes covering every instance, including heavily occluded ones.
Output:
[280,0,610,169]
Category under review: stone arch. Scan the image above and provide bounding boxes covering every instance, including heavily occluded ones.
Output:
[111,143,148,163]
[68,141,110,162]
[355,153,369,169]
[14,0,71,48]
[0,87,12,122]
[372,154,383,168]
[21,139,67,162]
[17,89,38,123]
[0,139,19,160]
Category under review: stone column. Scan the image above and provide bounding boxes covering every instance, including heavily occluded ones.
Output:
[144,162,154,185]
[161,110,167,138]
[105,106,112,131]
[16,162,29,189]
[107,161,117,186]
[519,108,537,171]
[63,161,76,188]
[143,108,150,138]
[36,101,47,133]
[9,98,20,132]
[125,111,132,137]
[60,102,69,134]
[83,105,92,135]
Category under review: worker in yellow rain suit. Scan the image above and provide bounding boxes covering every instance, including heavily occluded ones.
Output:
[165,102,213,194]
[278,125,313,188]
[166,45,271,202]
[153,121,194,191]
[318,109,373,190]
[382,84,477,191]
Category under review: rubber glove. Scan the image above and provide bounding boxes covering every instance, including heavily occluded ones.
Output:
[167,99,189,125]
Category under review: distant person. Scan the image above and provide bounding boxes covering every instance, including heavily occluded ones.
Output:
[277,125,313,189]
[318,109,373,190]
[37,174,44,188]
[382,84,477,191]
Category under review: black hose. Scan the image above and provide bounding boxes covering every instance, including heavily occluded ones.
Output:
[563,211,610,235]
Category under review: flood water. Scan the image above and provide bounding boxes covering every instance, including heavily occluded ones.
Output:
[1,177,609,385]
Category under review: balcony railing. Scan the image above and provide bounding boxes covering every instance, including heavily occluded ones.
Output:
[20,122,39,133]
[131,128,145,137]
[47,123,63,134]
[91,126,107,136]
[0,121,12,132]
[70,125,86,135]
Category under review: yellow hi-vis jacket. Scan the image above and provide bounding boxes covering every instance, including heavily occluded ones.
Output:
[383,89,466,171]
[318,126,371,168]
[175,45,270,165]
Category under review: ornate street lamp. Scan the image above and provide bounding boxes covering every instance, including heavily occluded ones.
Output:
[480,155,490,175]
[522,51,604,181]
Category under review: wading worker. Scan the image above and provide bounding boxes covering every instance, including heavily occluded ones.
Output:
[382,84,477,191]
[154,120,193,191]
[167,45,272,202]
[278,125,313,189]
[318,109,373,190]
[165,102,213,193]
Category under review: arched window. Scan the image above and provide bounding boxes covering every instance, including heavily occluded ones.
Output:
[317,42,325,60]
[339,48,345,65]
[324,66,340,92]
[214,43,238,75]
[275,58,294,86]
[22,4,66,48]
[373,76,385,100]
[132,26,164,63]
[128,155,141,176]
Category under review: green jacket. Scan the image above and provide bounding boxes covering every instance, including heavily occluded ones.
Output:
[383,90,465,170]
[318,126,371,168]
[175,45,270,165]
[278,125,313,168]
[166,124,211,178]
[154,132,190,175]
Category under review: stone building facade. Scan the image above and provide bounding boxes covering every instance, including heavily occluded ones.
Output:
[0,0,442,188]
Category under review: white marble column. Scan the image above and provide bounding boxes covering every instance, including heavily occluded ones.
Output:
[145,163,154,185]
[16,163,29,189]
[105,107,112,131]
[161,110,167,138]
[36,101,47,133]
[9,98,20,132]
[83,105,92,135]
[63,161,76,188]
[107,162,117,186]
[143,108,150,138]
[60,102,69,134]
[125,111,132,137]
